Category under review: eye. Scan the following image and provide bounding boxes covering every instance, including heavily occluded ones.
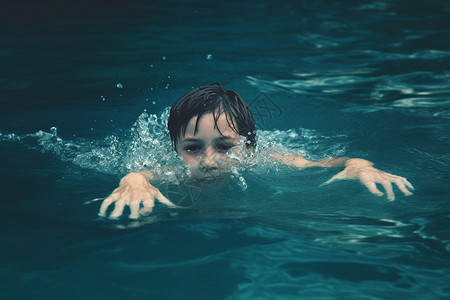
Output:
[216,143,236,153]
[183,144,203,154]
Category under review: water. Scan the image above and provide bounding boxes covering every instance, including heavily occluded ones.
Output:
[1,0,449,299]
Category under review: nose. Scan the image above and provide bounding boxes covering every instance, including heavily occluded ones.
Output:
[200,146,218,168]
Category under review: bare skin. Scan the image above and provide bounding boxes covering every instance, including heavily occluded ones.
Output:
[99,112,414,219]
[274,154,413,200]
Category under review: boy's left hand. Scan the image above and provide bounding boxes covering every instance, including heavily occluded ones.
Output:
[321,158,414,201]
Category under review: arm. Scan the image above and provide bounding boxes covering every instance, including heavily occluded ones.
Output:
[273,153,349,168]
[99,171,176,219]
[274,153,414,201]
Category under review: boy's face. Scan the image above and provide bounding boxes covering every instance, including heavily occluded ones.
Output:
[176,112,242,180]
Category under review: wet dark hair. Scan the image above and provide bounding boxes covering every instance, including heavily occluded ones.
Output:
[168,83,256,151]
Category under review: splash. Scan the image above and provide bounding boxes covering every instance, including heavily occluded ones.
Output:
[0,108,347,184]
[0,108,178,177]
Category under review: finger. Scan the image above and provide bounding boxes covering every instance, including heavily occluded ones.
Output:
[361,180,384,197]
[155,191,177,207]
[109,199,126,219]
[403,178,414,190]
[321,171,347,186]
[393,178,413,196]
[140,199,155,216]
[129,200,142,219]
[98,194,119,216]
[380,180,395,201]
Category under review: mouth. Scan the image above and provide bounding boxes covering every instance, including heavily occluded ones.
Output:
[202,168,220,176]
[188,168,228,185]
[197,172,221,183]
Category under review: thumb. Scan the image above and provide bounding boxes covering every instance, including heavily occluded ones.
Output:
[320,170,347,186]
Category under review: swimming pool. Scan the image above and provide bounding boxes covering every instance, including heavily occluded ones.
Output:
[1,0,449,299]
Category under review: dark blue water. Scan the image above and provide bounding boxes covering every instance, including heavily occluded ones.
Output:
[1,0,449,299]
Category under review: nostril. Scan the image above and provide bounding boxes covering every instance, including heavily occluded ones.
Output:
[200,165,219,174]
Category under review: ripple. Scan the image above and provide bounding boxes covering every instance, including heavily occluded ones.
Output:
[281,261,403,283]
[392,97,450,108]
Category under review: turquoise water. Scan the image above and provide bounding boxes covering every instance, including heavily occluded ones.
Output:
[1,0,449,299]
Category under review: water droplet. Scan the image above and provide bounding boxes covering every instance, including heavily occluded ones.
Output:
[50,127,57,135]
[162,56,166,60]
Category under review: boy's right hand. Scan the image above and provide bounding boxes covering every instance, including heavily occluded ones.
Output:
[98,172,176,219]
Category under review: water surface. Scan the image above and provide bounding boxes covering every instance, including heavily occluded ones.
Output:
[1,0,449,299]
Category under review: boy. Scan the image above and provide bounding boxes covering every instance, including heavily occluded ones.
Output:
[99,84,414,219]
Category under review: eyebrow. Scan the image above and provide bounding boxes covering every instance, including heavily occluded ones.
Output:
[180,136,235,143]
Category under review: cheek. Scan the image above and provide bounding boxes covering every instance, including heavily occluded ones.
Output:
[176,144,197,165]
[179,152,199,165]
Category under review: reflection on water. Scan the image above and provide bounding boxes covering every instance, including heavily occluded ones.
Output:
[1,0,450,299]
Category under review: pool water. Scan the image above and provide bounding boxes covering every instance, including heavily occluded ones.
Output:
[1,0,449,299]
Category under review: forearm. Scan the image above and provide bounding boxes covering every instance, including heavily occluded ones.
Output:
[273,152,413,200]
[274,153,350,168]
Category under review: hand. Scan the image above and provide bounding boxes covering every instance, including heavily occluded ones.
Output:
[98,172,176,219]
[322,158,414,201]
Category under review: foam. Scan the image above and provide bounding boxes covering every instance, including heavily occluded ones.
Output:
[0,108,347,187]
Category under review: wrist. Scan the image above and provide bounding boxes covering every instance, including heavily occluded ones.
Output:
[121,172,149,185]
[345,158,373,167]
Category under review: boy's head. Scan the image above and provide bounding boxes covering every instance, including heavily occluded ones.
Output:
[168,84,256,176]
[168,83,256,150]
